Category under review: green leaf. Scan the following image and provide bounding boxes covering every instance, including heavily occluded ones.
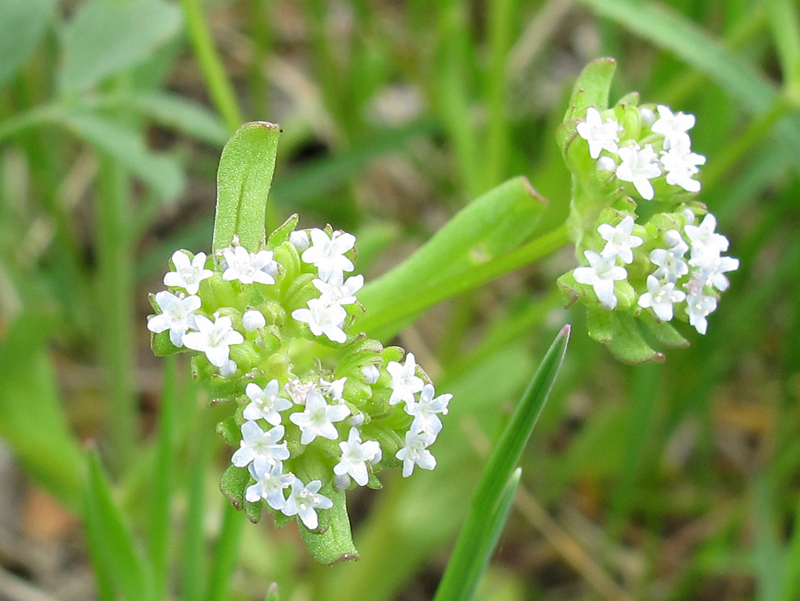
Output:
[58,0,182,95]
[642,313,689,348]
[61,112,184,201]
[767,0,800,103]
[433,326,570,601]
[84,449,154,601]
[216,417,242,446]
[605,313,665,365]
[0,0,56,91]
[563,57,617,121]
[0,312,82,511]
[299,485,359,566]
[220,464,250,510]
[213,122,281,252]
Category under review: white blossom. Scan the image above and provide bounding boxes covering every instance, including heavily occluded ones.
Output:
[616,143,662,200]
[242,309,266,331]
[289,390,350,445]
[598,216,643,264]
[685,214,729,256]
[597,156,617,172]
[573,250,627,310]
[576,107,622,159]
[289,230,310,251]
[690,253,740,292]
[147,291,201,347]
[292,298,348,343]
[396,430,437,478]
[245,459,295,510]
[221,245,278,285]
[685,293,718,335]
[182,314,244,367]
[639,107,656,126]
[660,140,706,193]
[282,478,333,530]
[219,360,238,377]
[301,228,356,281]
[638,275,686,321]
[231,422,289,468]
[650,231,689,283]
[386,353,424,405]
[284,379,318,406]
[163,251,212,295]
[334,427,381,486]
[313,273,364,306]
[361,364,380,384]
[405,384,451,436]
[243,380,292,425]
[319,377,347,402]
[651,105,695,149]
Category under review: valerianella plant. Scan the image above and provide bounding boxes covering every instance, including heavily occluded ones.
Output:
[556,59,739,363]
[145,123,450,564]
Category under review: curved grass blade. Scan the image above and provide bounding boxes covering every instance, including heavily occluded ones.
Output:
[433,325,571,601]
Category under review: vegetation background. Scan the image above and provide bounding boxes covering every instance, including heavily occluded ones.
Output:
[0,0,798,600]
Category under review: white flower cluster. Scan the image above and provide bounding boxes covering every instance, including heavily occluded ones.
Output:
[578,105,706,200]
[147,225,451,530]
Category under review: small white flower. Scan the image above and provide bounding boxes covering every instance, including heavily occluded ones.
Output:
[660,140,706,193]
[289,230,310,251]
[231,422,289,468]
[246,459,295,510]
[319,377,347,402]
[650,231,689,283]
[313,273,364,306]
[685,293,718,335]
[242,309,266,331]
[576,107,622,159]
[573,250,627,310]
[690,253,740,292]
[638,275,686,321]
[289,390,350,445]
[616,144,662,200]
[282,478,333,530]
[221,245,278,285]
[292,298,348,343]
[182,314,244,367]
[243,380,293,425]
[361,364,380,384]
[334,427,381,486]
[651,105,695,149]
[598,216,643,264]
[685,214,729,256]
[284,379,318,406]
[163,251,212,295]
[219,360,238,377]
[406,384,451,436]
[386,353,424,405]
[147,291,201,347]
[396,430,437,478]
[301,229,356,281]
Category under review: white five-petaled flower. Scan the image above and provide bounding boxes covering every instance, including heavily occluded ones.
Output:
[396,430,437,478]
[182,314,244,367]
[650,231,689,283]
[598,216,643,264]
[638,275,686,321]
[386,353,424,405]
[243,380,293,425]
[281,478,333,530]
[289,390,350,445]
[660,140,706,193]
[685,293,718,335]
[685,214,729,256]
[163,251,212,295]
[406,384,451,436]
[334,427,382,486]
[689,254,740,292]
[313,273,364,306]
[651,105,695,149]
[576,107,622,159]
[231,422,289,468]
[245,459,295,510]
[147,291,201,347]
[319,377,347,402]
[221,245,278,285]
[573,250,627,310]
[292,298,348,343]
[615,143,662,200]
[301,228,356,281]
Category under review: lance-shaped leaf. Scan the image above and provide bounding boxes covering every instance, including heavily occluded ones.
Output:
[0,0,56,91]
[563,57,617,122]
[299,484,359,566]
[213,122,281,252]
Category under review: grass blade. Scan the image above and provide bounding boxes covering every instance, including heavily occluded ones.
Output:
[433,325,570,601]
[204,502,246,601]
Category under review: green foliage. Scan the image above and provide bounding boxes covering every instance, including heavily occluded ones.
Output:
[0,0,56,90]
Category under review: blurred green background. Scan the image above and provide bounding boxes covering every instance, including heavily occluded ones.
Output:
[0,0,799,600]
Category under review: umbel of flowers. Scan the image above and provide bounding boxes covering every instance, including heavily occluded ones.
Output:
[146,214,450,561]
[556,59,739,364]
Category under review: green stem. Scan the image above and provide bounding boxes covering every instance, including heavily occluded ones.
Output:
[180,0,243,133]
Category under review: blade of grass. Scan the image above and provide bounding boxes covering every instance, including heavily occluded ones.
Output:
[767,0,800,102]
[781,491,800,601]
[204,502,246,601]
[433,325,570,601]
